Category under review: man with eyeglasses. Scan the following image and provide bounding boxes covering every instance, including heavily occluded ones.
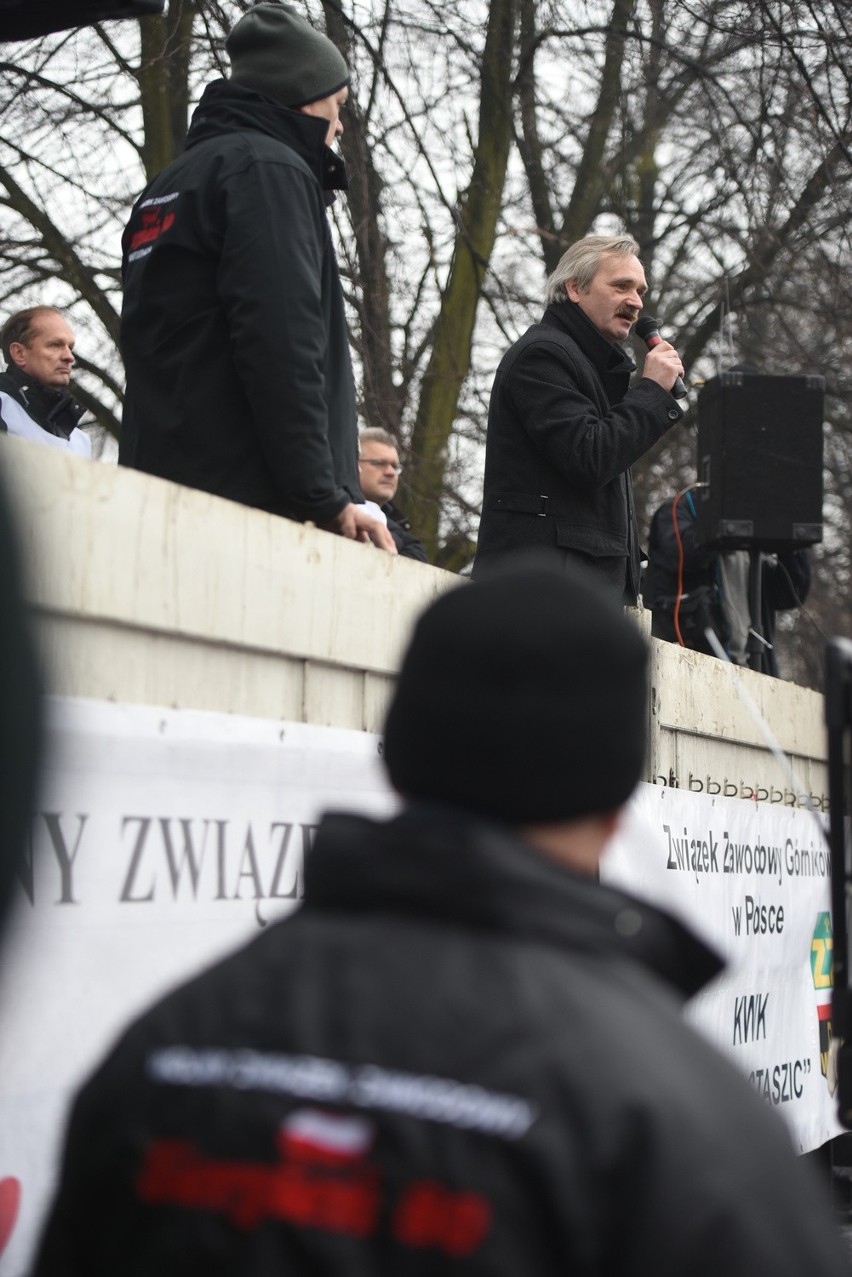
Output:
[358,428,427,561]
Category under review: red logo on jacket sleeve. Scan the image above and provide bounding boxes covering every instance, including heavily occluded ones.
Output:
[128,207,175,252]
[126,192,178,258]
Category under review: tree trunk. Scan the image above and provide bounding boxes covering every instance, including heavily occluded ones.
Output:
[403,0,518,556]
[138,0,196,182]
[320,0,402,440]
[558,0,636,256]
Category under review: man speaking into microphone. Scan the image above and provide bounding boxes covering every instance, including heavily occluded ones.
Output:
[474,234,685,601]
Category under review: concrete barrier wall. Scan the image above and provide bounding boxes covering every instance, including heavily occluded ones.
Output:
[649,640,828,811]
[1,436,455,734]
[1,434,828,804]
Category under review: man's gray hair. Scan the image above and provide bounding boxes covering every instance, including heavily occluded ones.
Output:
[359,427,399,451]
[545,235,641,304]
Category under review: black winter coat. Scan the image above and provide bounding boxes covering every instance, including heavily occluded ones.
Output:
[119,80,361,525]
[474,302,683,600]
[0,365,85,441]
[33,807,847,1276]
[382,500,427,562]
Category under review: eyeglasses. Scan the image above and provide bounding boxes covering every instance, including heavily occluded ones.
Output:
[359,459,403,474]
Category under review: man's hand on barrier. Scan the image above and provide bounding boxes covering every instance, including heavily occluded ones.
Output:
[325,503,398,553]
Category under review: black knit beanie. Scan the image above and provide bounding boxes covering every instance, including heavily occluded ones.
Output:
[383,555,649,823]
[226,2,349,110]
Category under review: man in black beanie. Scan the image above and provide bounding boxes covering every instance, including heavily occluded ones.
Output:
[33,557,848,1275]
[119,2,394,552]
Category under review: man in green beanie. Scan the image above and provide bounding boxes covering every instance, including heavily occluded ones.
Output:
[119,2,395,552]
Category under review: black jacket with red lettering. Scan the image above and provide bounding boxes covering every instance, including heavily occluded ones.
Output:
[119,79,361,525]
[33,807,847,1275]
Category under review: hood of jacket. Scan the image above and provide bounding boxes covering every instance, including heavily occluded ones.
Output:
[185,78,348,201]
[304,806,723,1002]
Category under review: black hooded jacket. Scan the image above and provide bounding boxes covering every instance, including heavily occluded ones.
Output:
[33,807,847,1276]
[119,80,362,525]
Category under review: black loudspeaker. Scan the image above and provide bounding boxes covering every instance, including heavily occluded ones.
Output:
[694,371,824,551]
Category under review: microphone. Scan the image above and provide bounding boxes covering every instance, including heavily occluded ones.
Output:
[634,316,688,399]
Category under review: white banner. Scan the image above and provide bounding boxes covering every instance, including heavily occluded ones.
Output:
[0,697,398,1276]
[603,784,841,1155]
[0,700,840,1273]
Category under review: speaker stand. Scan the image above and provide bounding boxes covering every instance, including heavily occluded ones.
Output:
[746,552,768,674]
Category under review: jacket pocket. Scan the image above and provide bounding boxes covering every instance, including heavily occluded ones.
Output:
[554,521,627,559]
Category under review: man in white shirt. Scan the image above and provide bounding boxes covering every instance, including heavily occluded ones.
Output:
[0,306,91,457]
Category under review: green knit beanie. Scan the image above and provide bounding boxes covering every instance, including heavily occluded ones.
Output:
[226,2,349,109]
